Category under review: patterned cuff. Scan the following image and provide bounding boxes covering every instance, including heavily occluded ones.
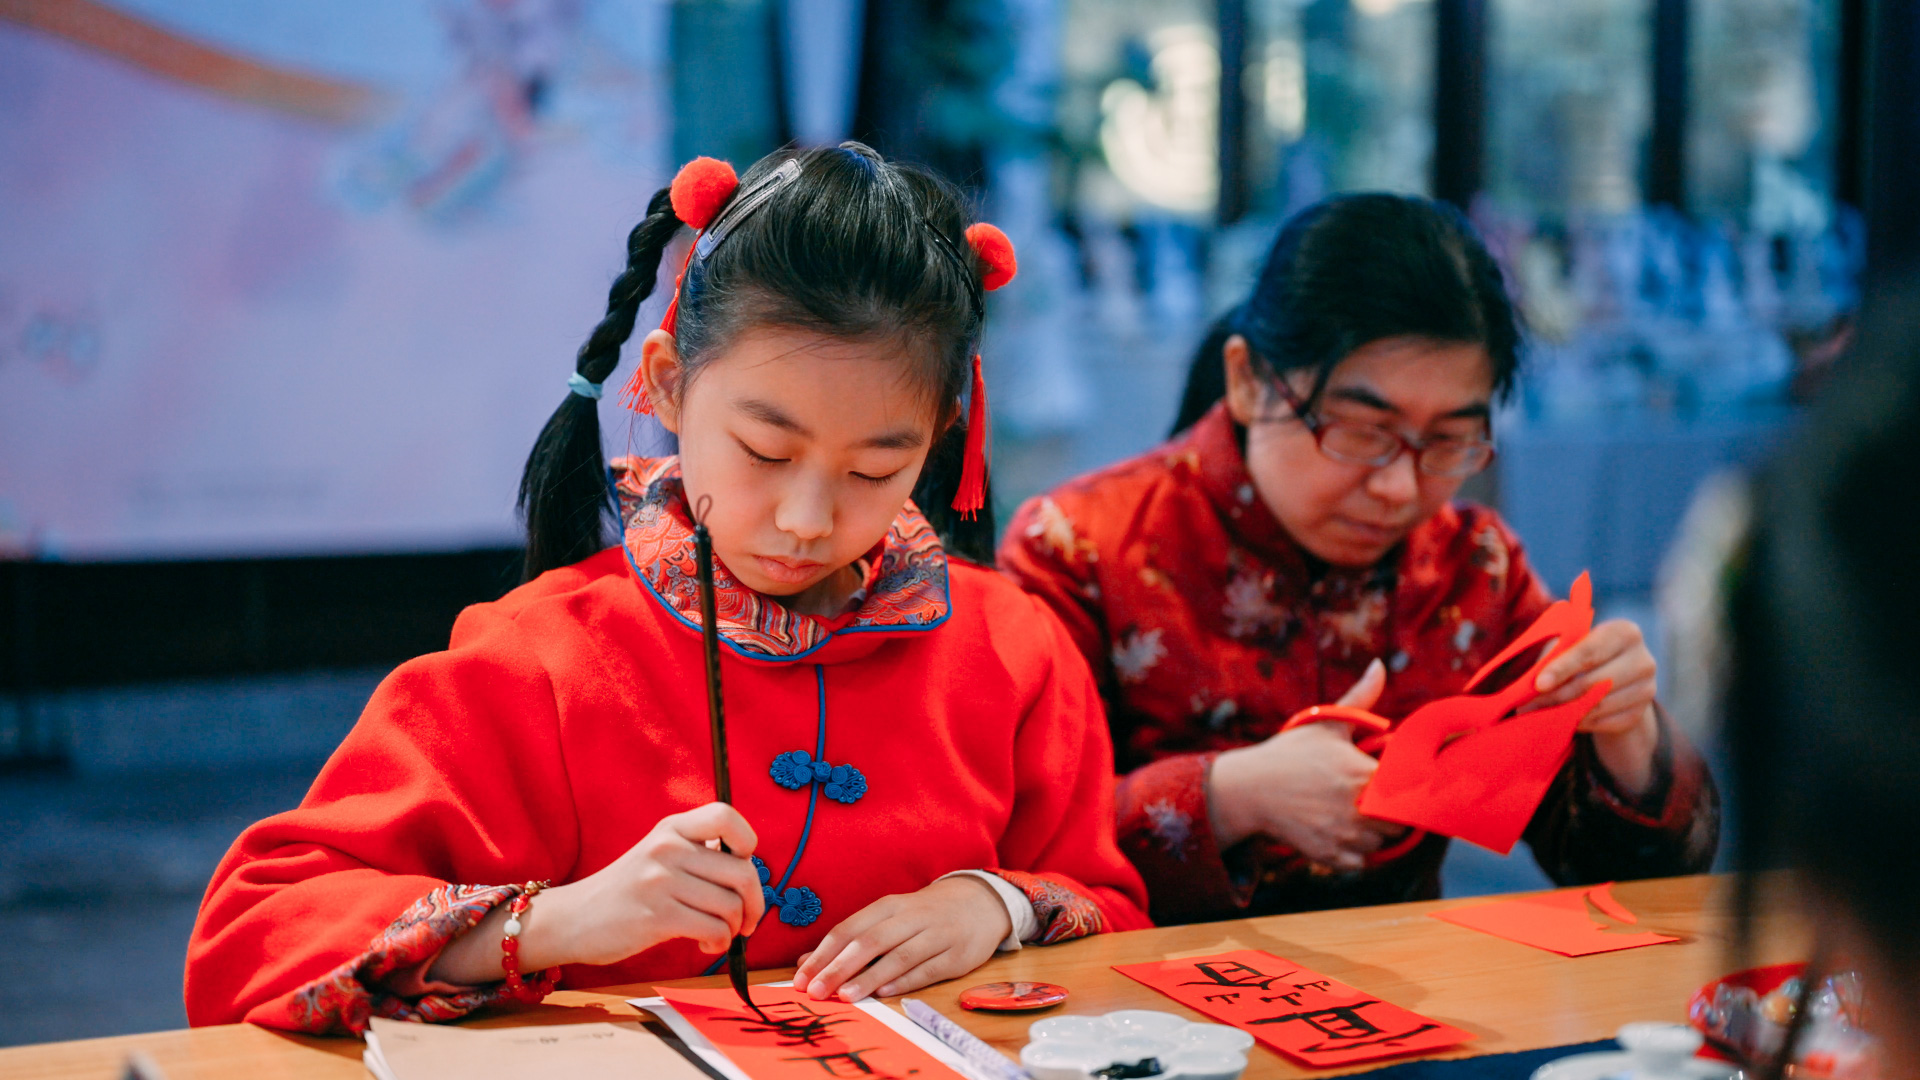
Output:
[1114,752,1252,923]
[287,883,558,1035]
[985,870,1109,945]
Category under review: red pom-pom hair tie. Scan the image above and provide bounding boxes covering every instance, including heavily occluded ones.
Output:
[964,223,1017,291]
[951,223,1015,519]
[621,157,739,414]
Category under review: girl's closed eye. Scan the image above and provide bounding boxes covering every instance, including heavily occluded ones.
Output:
[851,469,902,487]
[737,438,789,466]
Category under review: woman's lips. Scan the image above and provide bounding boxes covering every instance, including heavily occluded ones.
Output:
[753,554,825,585]
[1335,517,1404,544]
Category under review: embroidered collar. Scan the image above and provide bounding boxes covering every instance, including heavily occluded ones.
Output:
[611,456,951,659]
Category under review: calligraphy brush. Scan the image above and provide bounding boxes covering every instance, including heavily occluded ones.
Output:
[692,496,754,1011]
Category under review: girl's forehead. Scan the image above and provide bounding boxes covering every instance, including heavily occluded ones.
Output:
[699,327,943,436]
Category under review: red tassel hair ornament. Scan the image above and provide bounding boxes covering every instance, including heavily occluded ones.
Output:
[949,224,1017,518]
[622,157,740,414]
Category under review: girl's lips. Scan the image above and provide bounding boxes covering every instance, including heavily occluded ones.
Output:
[1336,517,1403,543]
[753,554,826,585]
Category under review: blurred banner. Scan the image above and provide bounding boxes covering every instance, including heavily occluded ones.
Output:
[0,0,674,560]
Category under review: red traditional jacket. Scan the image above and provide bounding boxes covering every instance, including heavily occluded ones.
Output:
[999,403,1718,924]
[187,457,1148,1034]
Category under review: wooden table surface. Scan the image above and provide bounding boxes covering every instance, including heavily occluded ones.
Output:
[2,875,1805,1080]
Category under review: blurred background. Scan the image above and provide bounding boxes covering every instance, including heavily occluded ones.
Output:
[1,0,1913,1046]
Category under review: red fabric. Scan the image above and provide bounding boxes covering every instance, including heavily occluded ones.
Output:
[187,463,1147,1033]
[998,403,1718,924]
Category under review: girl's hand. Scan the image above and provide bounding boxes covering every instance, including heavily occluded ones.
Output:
[1206,659,1405,870]
[1526,618,1661,795]
[427,803,764,985]
[791,876,1011,1002]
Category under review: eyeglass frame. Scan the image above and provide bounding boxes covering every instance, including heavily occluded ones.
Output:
[1251,368,1498,479]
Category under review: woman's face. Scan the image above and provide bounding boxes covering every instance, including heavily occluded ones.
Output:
[1224,334,1495,567]
[640,326,939,605]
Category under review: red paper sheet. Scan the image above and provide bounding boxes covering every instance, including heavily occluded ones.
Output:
[1430,882,1680,957]
[1113,949,1473,1068]
[1359,572,1608,854]
[655,986,964,1080]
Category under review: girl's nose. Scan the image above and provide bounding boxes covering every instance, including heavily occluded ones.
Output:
[1364,447,1420,504]
[774,476,834,541]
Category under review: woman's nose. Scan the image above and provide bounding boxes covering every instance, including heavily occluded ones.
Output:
[1365,447,1420,504]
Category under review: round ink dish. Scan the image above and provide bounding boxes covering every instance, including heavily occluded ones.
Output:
[1022,1010,1253,1080]
[958,981,1071,1011]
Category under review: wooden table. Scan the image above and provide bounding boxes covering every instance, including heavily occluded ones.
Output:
[2,875,1805,1079]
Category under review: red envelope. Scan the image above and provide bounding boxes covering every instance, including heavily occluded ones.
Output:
[1114,949,1473,1068]
[1431,882,1680,956]
[1358,572,1608,854]
[655,985,964,1080]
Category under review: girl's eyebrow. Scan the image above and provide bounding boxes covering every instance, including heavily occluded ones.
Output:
[736,397,926,449]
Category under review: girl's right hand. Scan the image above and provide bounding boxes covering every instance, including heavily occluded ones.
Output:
[1205,659,1404,870]
[428,803,765,984]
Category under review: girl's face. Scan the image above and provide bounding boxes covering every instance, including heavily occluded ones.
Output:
[1224,334,1494,568]
[641,327,940,607]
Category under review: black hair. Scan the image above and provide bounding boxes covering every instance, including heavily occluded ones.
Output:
[1170,193,1521,437]
[517,142,994,582]
[1727,277,1920,1011]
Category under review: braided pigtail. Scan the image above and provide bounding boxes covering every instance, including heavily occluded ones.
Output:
[517,186,682,581]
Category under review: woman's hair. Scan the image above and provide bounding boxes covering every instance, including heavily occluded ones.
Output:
[1171,193,1521,436]
[1728,278,1920,1005]
[517,143,993,581]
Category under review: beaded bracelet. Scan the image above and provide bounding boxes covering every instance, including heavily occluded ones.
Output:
[500,880,551,1002]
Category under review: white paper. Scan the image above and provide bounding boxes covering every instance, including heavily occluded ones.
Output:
[627,982,1000,1080]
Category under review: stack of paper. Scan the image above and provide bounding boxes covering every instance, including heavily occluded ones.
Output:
[364,1017,709,1080]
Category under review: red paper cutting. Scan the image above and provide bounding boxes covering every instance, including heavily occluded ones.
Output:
[1358,572,1609,854]
[655,985,964,1080]
[1430,882,1680,957]
[1113,949,1473,1069]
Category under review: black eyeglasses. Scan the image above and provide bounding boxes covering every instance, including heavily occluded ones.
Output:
[1257,376,1496,479]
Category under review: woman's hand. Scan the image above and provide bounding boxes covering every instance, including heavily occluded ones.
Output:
[1207,658,1405,870]
[1526,618,1661,796]
[792,875,1012,1002]
[427,803,765,985]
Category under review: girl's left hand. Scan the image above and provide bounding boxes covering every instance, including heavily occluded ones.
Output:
[792,876,1012,1002]
[1525,618,1661,795]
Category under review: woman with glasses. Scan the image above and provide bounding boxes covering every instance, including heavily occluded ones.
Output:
[999,194,1718,924]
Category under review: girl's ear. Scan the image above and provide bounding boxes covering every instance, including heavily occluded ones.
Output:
[639,329,686,433]
[1222,334,1263,426]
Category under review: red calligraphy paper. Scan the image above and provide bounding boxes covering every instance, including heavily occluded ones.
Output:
[655,985,965,1080]
[1430,882,1680,957]
[1113,949,1473,1068]
[1359,572,1608,854]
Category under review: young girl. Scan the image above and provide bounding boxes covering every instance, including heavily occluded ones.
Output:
[1000,194,1718,925]
[186,143,1148,1034]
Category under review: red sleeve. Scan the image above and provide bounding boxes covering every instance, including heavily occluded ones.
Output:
[185,635,581,1033]
[997,494,1113,684]
[987,594,1151,938]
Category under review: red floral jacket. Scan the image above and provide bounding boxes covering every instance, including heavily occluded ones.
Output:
[999,403,1719,924]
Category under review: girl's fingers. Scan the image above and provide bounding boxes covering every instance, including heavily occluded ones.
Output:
[670,874,749,936]
[668,802,759,858]
[838,930,942,1001]
[805,918,916,1000]
[794,904,889,986]
[875,948,971,999]
[669,909,737,955]
[677,846,767,931]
